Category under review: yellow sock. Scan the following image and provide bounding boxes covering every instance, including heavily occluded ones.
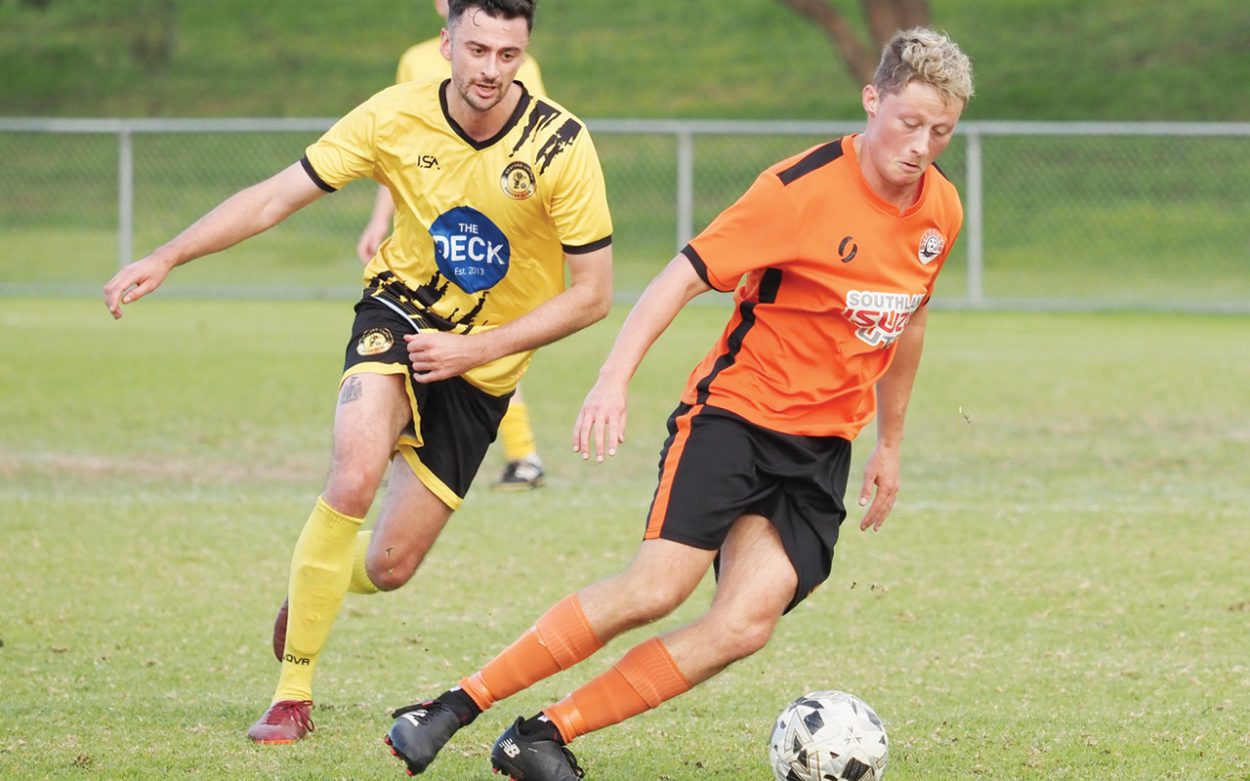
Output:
[348,530,380,595]
[499,399,538,463]
[274,496,363,703]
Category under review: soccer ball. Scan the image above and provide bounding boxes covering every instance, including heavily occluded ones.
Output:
[768,690,889,781]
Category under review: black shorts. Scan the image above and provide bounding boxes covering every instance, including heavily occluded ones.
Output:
[644,403,851,612]
[342,297,511,509]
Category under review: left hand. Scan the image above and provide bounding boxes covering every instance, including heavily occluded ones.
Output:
[571,374,628,462]
[404,331,488,383]
[857,443,901,531]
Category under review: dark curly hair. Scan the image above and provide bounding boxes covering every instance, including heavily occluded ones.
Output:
[448,0,536,32]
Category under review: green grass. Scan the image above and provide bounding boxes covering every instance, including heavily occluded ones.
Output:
[2,298,1249,779]
[1,0,1248,121]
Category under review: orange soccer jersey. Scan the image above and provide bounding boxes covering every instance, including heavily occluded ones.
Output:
[681,133,963,439]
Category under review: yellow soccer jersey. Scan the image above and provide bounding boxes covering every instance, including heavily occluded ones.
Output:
[396,36,546,96]
[302,79,612,395]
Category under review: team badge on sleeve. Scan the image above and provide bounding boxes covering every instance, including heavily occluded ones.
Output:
[918,228,945,265]
[357,328,395,356]
[500,161,536,200]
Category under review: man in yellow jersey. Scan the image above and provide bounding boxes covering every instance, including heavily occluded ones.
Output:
[358,0,549,491]
[102,0,613,745]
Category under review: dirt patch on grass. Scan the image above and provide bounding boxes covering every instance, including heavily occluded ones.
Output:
[0,449,322,485]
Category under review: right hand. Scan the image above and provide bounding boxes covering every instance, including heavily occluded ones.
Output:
[103,255,175,319]
[572,376,628,463]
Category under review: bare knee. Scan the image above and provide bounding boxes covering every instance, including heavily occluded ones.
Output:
[364,547,418,592]
[322,472,381,518]
[705,612,778,661]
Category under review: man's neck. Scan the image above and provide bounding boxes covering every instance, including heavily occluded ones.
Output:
[853,133,921,214]
[445,82,522,143]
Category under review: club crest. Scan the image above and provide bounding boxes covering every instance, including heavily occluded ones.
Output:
[918,228,945,265]
[500,161,536,201]
[356,327,394,356]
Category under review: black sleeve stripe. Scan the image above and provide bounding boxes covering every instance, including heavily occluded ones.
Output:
[776,138,844,186]
[300,155,336,193]
[681,244,733,292]
[562,234,612,255]
[758,268,783,303]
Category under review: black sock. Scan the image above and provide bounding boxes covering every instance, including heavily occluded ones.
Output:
[516,713,563,744]
[436,688,482,726]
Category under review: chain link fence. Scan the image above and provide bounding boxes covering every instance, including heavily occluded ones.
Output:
[2,117,1248,312]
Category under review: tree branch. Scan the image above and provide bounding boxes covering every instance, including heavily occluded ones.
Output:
[777,0,878,85]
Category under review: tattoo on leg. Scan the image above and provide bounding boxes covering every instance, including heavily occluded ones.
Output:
[339,376,363,406]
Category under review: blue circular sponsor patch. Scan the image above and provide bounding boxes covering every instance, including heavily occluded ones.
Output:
[429,206,511,293]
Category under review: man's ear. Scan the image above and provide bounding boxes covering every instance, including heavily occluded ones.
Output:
[862,84,879,118]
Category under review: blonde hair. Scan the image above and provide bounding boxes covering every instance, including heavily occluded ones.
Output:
[872,27,974,105]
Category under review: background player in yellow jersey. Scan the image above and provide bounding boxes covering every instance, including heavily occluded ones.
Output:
[359,0,549,490]
[102,0,613,745]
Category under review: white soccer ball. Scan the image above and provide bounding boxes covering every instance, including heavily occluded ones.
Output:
[768,690,889,781]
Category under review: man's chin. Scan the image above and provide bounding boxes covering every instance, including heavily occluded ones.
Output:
[462,84,507,111]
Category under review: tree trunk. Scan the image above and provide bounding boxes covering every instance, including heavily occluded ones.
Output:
[778,0,931,85]
[863,0,931,48]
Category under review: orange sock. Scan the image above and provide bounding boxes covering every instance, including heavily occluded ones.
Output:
[460,594,603,711]
[544,637,691,743]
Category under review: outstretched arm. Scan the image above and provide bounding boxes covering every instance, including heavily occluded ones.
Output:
[573,253,712,462]
[858,303,929,531]
[103,162,326,318]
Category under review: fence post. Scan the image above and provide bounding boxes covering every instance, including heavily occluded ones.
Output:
[118,126,134,268]
[965,127,984,306]
[676,128,694,250]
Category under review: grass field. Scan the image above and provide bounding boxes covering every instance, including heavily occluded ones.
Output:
[2,298,1248,780]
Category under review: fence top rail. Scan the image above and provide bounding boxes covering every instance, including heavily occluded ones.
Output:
[0,117,338,133]
[961,120,1250,137]
[2,116,1249,137]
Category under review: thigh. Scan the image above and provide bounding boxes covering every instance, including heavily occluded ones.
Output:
[395,376,510,510]
[328,299,419,484]
[757,437,851,613]
[330,372,411,462]
[657,515,794,686]
[711,513,796,623]
[342,299,510,510]
[323,371,412,515]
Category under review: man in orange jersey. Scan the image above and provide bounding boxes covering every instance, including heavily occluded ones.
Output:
[384,27,972,780]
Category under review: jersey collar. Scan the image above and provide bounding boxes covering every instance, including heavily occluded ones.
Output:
[439,79,534,151]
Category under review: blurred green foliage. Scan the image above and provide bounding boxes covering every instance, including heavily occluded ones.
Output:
[1,0,1247,120]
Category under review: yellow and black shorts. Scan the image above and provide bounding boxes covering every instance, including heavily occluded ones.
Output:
[342,297,511,510]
